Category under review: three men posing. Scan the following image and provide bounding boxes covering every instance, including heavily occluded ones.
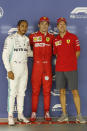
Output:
[2,17,85,125]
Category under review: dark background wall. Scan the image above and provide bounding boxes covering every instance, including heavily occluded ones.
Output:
[0,0,87,118]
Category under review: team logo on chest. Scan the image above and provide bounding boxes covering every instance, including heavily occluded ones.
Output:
[46,37,50,42]
[33,36,42,42]
[66,39,70,44]
[55,40,62,46]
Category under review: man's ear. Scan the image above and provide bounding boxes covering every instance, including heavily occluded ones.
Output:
[57,24,59,29]
[17,26,19,30]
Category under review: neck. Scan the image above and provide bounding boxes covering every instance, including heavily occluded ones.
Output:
[39,30,47,35]
[17,31,24,36]
[59,31,66,38]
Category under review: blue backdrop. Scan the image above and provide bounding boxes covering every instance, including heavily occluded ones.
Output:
[0,0,87,118]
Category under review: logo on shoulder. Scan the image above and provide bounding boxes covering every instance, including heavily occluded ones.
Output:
[0,7,4,18]
[70,7,87,19]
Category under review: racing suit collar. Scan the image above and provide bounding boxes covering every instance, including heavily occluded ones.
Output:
[38,31,48,36]
[16,32,25,38]
[58,30,68,38]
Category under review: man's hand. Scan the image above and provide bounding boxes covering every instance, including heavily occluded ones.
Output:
[56,55,58,59]
[8,71,14,80]
[76,51,80,59]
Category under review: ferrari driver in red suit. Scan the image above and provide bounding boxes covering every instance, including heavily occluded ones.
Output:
[29,16,54,122]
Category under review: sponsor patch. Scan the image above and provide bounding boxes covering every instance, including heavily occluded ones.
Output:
[45,76,49,80]
[55,40,62,46]
[33,36,42,42]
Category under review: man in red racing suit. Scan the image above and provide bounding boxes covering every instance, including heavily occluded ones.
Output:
[29,17,54,121]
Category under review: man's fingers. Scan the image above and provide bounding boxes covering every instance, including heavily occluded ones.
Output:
[8,71,14,80]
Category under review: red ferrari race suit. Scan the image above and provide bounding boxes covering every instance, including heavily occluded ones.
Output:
[29,31,54,113]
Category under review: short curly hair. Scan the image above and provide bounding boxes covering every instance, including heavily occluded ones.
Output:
[17,20,28,26]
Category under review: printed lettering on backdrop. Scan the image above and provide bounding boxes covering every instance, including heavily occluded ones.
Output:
[0,0,87,117]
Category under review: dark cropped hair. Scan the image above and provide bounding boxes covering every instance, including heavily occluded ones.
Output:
[17,20,28,26]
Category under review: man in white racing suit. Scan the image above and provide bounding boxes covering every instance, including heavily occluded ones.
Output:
[2,20,33,125]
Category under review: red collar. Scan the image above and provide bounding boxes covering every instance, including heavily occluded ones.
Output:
[58,31,69,38]
[38,31,48,36]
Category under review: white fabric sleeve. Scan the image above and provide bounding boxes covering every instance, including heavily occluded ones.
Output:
[2,36,14,72]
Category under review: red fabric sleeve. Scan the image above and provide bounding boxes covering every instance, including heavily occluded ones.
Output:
[74,35,80,51]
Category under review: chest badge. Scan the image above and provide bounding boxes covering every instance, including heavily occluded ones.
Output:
[67,39,70,44]
[46,37,50,42]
